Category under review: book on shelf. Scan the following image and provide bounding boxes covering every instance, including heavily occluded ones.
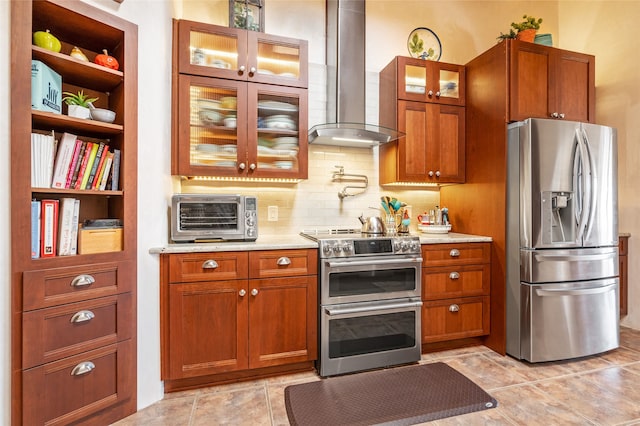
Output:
[64,139,83,189]
[110,149,121,190]
[57,197,79,256]
[31,200,41,259]
[31,132,56,189]
[69,199,80,255]
[51,132,77,189]
[68,140,87,190]
[40,199,59,258]
[90,144,109,190]
[98,151,114,190]
[74,142,94,190]
[79,142,100,190]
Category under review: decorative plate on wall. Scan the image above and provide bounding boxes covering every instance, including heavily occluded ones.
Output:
[407,27,442,61]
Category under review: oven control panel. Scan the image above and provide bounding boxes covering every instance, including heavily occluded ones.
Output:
[319,236,421,258]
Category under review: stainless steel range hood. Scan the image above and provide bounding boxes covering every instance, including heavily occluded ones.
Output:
[308,0,403,148]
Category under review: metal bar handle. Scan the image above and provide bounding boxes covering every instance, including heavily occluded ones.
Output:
[534,253,616,262]
[70,310,95,323]
[276,257,291,266]
[325,300,423,316]
[70,361,95,376]
[326,257,422,268]
[70,274,95,287]
[535,283,617,297]
[202,260,219,269]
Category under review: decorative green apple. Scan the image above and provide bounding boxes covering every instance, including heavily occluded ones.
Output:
[33,30,61,53]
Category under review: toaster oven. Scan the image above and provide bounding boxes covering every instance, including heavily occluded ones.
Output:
[171,194,258,242]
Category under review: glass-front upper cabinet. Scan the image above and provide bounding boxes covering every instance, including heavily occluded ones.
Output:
[174,75,308,179]
[394,56,465,106]
[175,19,308,88]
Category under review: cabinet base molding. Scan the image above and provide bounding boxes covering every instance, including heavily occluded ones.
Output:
[163,361,315,393]
[422,337,486,354]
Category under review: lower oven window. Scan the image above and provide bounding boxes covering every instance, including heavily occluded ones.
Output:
[329,311,417,358]
[329,268,417,298]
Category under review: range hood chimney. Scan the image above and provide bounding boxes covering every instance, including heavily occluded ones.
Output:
[308,0,403,148]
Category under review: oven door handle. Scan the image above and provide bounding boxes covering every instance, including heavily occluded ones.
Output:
[326,257,423,268]
[324,300,423,316]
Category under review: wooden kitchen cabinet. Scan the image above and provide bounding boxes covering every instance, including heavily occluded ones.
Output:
[161,249,317,391]
[175,19,308,88]
[11,1,138,424]
[619,235,629,316]
[421,243,491,345]
[508,40,595,122]
[172,19,308,179]
[379,56,465,184]
[173,74,308,178]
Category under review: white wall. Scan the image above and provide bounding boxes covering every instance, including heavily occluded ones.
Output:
[2,1,640,420]
[0,0,11,423]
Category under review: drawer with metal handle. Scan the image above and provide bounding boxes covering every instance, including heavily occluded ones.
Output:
[22,340,133,426]
[22,293,132,368]
[422,296,490,343]
[22,261,133,310]
[422,264,490,300]
[421,243,491,267]
[168,252,249,283]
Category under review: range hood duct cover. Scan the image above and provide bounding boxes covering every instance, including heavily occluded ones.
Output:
[308,0,403,148]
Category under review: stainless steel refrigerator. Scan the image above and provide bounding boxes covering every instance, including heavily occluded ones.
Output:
[506,118,619,362]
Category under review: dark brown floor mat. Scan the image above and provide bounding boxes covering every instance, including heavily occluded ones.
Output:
[284,362,497,425]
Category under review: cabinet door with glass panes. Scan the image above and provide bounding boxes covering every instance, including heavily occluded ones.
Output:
[396,56,465,106]
[248,83,307,179]
[174,75,308,179]
[175,19,308,89]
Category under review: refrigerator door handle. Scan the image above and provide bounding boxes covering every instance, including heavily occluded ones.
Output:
[581,127,598,241]
[535,283,616,297]
[534,252,616,263]
[575,128,590,242]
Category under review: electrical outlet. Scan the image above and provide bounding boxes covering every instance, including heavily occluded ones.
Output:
[268,205,278,221]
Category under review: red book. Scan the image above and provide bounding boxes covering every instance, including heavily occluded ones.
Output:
[64,139,83,189]
[40,199,59,258]
[74,142,94,190]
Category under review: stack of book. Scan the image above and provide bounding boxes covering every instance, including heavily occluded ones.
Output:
[31,197,80,259]
[31,131,121,191]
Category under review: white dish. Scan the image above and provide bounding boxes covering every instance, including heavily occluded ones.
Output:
[258,100,299,112]
[197,99,221,110]
[418,224,452,234]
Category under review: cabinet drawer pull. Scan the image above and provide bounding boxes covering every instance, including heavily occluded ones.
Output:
[70,310,95,323]
[449,272,460,280]
[449,249,460,257]
[251,288,259,296]
[239,289,246,297]
[449,304,460,313]
[277,256,291,266]
[70,361,95,376]
[70,274,95,287]
[202,260,219,269]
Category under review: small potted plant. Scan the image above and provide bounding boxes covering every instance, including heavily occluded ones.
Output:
[498,15,543,43]
[62,90,98,119]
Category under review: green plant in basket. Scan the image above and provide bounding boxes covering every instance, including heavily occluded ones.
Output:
[498,15,543,40]
[61,90,98,107]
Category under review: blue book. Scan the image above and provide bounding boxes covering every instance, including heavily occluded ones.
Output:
[31,200,41,259]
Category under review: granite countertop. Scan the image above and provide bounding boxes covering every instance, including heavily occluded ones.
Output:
[149,232,492,254]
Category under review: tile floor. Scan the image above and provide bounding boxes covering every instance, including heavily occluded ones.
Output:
[114,326,640,425]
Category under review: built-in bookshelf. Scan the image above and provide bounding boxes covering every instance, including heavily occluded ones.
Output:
[11,0,138,424]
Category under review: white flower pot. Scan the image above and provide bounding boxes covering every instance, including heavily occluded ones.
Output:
[67,104,91,119]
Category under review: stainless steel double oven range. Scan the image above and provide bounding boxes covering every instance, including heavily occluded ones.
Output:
[301,229,423,377]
